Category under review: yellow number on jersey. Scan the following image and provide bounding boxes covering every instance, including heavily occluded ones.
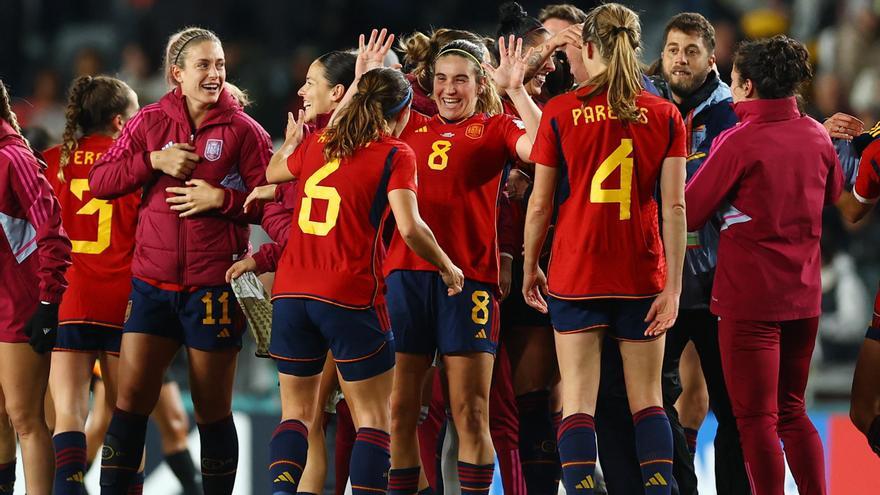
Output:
[590,139,634,220]
[471,290,491,325]
[69,179,113,254]
[202,291,232,325]
[298,159,342,236]
[428,140,452,170]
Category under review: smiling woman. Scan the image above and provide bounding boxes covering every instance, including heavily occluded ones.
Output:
[87,26,273,495]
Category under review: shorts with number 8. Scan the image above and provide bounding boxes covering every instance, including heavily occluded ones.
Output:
[123,278,245,350]
[385,270,500,356]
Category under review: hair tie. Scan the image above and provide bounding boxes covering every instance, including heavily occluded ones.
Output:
[435,48,484,71]
[610,26,630,36]
[174,35,202,67]
[385,86,413,117]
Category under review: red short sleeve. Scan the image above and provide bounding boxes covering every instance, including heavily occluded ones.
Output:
[530,111,560,167]
[287,133,316,178]
[854,141,880,204]
[388,145,418,193]
[501,115,526,159]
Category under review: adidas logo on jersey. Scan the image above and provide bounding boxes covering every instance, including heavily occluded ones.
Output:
[645,472,668,487]
[474,329,487,339]
[218,328,231,338]
[415,126,428,133]
[66,471,85,483]
[274,471,296,484]
[575,476,595,489]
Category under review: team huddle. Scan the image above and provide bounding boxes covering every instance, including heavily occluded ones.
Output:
[0,1,878,495]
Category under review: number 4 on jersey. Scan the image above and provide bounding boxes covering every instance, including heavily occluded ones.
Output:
[590,139,633,221]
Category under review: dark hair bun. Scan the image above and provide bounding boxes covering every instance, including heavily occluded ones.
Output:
[499,2,529,25]
[734,35,812,99]
[495,1,543,40]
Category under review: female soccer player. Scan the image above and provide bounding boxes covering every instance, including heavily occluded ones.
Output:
[88,27,273,494]
[41,75,139,495]
[264,66,463,495]
[685,36,840,495]
[399,28,492,116]
[523,4,687,494]
[0,78,72,495]
[839,124,880,457]
[384,34,540,495]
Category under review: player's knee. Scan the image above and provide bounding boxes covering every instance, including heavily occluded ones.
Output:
[453,400,489,439]
[6,405,45,437]
[391,395,419,433]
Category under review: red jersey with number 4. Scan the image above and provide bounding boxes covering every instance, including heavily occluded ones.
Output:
[384,112,525,286]
[530,86,686,299]
[854,140,880,204]
[273,133,418,309]
[43,135,140,328]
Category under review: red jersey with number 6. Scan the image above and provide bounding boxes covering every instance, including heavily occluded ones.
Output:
[273,132,418,309]
[530,86,686,299]
[43,135,140,328]
[384,111,525,287]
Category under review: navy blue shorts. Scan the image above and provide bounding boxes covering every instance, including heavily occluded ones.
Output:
[385,270,499,356]
[269,298,394,382]
[123,278,245,351]
[55,324,122,355]
[548,296,658,342]
[866,327,880,341]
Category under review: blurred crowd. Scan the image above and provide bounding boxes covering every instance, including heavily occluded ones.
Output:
[1,0,878,402]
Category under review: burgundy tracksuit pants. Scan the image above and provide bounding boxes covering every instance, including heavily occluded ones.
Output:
[717,316,826,495]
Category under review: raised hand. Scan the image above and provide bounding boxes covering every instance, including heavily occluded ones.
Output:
[356,28,396,79]
[484,35,534,94]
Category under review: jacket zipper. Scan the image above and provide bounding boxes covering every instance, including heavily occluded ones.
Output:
[179,132,195,286]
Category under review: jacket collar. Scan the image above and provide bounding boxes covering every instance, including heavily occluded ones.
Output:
[0,119,25,148]
[733,96,800,124]
[159,86,239,131]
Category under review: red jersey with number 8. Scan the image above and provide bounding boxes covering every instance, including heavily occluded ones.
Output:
[530,86,686,299]
[384,112,525,287]
[43,135,140,328]
[273,132,418,309]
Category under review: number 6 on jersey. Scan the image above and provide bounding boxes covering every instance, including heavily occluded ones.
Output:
[298,159,342,236]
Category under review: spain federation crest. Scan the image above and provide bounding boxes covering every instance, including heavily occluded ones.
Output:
[465,123,484,139]
[205,139,223,161]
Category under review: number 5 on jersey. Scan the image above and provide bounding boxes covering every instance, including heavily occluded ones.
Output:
[299,159,341,236]
[590,139,633,220]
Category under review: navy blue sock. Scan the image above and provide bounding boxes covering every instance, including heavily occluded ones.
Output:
[457,461,494,495]
[683,427,698,455]
[197,415,238,495]
[0,460,15,494]
[269,419,308,494]
[633,406,673,494]
[54,431,87,494]
[388,466,420,495]
[100,408,148,495]
[165,449,202,495]
[127,471,144,495]
[557,413,597,493]
[516,391,561,494]
[417,488,434,495]
[350,427,391,494]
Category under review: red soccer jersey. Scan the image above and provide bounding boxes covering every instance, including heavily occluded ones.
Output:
[854,139,880,204]
[43,135,140,328]
[384,111,525,287]
[273,132,418,309]
[530,86,687,299]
